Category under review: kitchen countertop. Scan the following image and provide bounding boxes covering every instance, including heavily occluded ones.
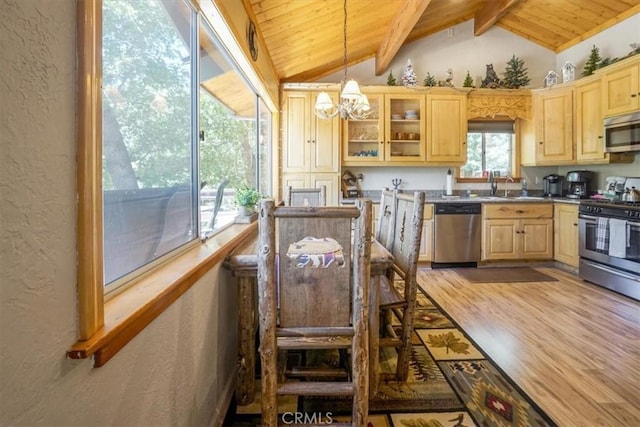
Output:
[341,193,582,205]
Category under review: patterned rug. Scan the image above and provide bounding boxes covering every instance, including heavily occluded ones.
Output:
[226,281,557,426]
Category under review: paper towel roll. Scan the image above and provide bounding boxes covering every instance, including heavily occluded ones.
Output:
[446,169,453,195]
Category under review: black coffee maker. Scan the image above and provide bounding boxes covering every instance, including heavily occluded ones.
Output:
[543,174,564,197]
[565,170,595,199]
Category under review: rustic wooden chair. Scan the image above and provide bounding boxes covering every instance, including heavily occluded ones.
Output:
[375,189,396,247]
[257,198,372,426]
[286,185,326,206]
[376,191,425,384]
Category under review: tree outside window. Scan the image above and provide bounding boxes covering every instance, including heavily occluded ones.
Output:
[461,121,514,178]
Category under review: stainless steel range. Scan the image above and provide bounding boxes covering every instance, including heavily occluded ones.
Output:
[579,199,640,300]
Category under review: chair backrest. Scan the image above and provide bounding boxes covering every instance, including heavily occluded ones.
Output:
[388,191,425,278]
[258,199,371,327]
[376,189,396,249]
[287,185,326,207]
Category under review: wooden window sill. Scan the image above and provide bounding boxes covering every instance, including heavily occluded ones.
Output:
[67,222,257,367]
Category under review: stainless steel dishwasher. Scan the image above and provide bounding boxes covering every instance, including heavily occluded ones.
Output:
[432,203,482,267]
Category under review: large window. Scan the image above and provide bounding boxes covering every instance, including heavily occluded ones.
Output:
[101,0,270,293]
[461,121,515,178]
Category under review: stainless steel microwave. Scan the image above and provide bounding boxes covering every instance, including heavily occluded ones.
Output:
[604,111,640,153]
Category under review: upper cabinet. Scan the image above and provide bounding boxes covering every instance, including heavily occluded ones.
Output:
[575,77,605,162]
[385,93,426,162]
[425,92,467,163]
[532,85,575,164]
[342,87,467,166]
[601,55,640,117]
[343,91,425,165]
[343,92,385,163]
[281,90,340,173]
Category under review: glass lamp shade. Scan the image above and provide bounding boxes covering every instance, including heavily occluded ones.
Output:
[315,92,334,111]
[359,94,370,111]
[341,79,362,100]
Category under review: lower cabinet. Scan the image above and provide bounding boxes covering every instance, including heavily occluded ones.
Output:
[554,203,579,267]
[419,204,434,262]
[282,173,340,206]
[482,203,553,260]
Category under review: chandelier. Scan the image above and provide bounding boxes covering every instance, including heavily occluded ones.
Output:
[314,0,370,120]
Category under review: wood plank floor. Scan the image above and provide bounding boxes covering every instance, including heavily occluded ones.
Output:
[417,267,640,427]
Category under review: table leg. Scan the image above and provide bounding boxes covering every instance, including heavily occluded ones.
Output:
[369,275,380,396]
[235,276,257,405]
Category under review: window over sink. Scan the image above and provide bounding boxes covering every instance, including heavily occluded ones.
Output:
[461,120,515,179]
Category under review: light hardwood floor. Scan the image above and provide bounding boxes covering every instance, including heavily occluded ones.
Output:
[417,267,640,427]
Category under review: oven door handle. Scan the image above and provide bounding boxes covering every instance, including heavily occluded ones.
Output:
[579,214,597,221]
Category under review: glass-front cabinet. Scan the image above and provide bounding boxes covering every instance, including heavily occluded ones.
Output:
[385,94,425,162]
[343,91,425,164]
[343,93,384,162]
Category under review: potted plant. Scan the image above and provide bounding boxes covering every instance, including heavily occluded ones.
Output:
[235,186,261,216]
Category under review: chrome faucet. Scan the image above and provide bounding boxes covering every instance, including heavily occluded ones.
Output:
[504,176,515,197]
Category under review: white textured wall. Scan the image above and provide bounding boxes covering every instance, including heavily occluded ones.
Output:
[0,1,237,426]
[318,19,556,88]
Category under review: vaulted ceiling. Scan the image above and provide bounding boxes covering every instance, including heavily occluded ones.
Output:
[245,0,640,83]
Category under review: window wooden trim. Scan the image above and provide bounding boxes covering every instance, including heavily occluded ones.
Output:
[73,0,259,367]
[77,0,104,340]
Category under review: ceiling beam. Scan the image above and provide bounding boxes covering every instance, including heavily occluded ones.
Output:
[474,0,520,36]
[374,0,432,76]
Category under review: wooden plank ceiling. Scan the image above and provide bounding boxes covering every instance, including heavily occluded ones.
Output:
[245,0,640,83]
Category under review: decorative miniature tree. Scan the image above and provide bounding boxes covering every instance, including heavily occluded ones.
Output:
[463,71,474,88]
[401,59,417,87]
[386,70,397,86]
[582,45,602,76]
[423,73,437,87]
[503,55,530,88]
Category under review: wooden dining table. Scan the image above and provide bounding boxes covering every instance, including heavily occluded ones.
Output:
[224,235,394,405]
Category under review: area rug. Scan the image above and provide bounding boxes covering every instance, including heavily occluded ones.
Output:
[226,283,557,426]
[453,267,559,283]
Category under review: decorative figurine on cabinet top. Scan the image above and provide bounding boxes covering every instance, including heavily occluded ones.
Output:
[562,61,576,83]
[544,70,559,87]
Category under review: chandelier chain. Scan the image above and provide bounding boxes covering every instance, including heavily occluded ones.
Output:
[343,0,348,83]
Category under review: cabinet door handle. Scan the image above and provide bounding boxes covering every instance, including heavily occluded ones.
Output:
[312,140,315,143]
[462,141,466,145]
[515,209,524,214]
[539,141,543,145]
[632,93,638,98]
[306,140,310,143]
[573,223,578,226]
[380,141,384,144]
[598,136,603,139]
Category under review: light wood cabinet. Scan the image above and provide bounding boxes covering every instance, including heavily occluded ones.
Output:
[426,92,467,163]
[282,173,340,206]
[601,55,640,116]
[342,91,425,165]
[482,203,553,260]
[281,90,340,173]
[554,203,579,267]
[419,204,434,262]
[575,77,636,164]
[531,86,575,165]
[281,90,341,204]
[575,77,605,162]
